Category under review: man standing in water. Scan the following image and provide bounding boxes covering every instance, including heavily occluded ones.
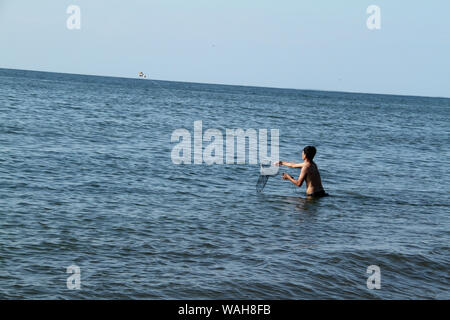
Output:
[275,146,328,197]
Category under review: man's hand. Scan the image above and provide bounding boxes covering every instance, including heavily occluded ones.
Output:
[282,173,290,180]
[273,161,283,166]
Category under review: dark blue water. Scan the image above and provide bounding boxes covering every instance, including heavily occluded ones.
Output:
[0,68,449,299]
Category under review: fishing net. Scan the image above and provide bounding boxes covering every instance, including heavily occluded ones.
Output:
[256,163,279,193]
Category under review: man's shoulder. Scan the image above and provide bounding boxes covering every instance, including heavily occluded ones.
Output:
[303,162,319,172]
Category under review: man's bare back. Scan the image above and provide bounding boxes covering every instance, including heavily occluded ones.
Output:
[302,162,325,195]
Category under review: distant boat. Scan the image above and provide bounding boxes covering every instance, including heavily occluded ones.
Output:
[138,72,147,79]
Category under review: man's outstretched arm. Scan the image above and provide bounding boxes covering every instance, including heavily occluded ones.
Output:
[275,160,305,168]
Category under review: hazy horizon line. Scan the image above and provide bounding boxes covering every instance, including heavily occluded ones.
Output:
[1,66,449,100]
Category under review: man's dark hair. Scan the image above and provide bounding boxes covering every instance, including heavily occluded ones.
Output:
[303,146,317,161]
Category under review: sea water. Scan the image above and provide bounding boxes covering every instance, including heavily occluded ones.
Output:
[0,68,448,299]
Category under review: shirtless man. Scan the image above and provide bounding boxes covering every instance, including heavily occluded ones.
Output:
[275,146,328,197]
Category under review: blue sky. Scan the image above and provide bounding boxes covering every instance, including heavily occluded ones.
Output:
[1,0,449,97]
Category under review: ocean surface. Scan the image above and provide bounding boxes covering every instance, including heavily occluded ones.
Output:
[0,68,448,299]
